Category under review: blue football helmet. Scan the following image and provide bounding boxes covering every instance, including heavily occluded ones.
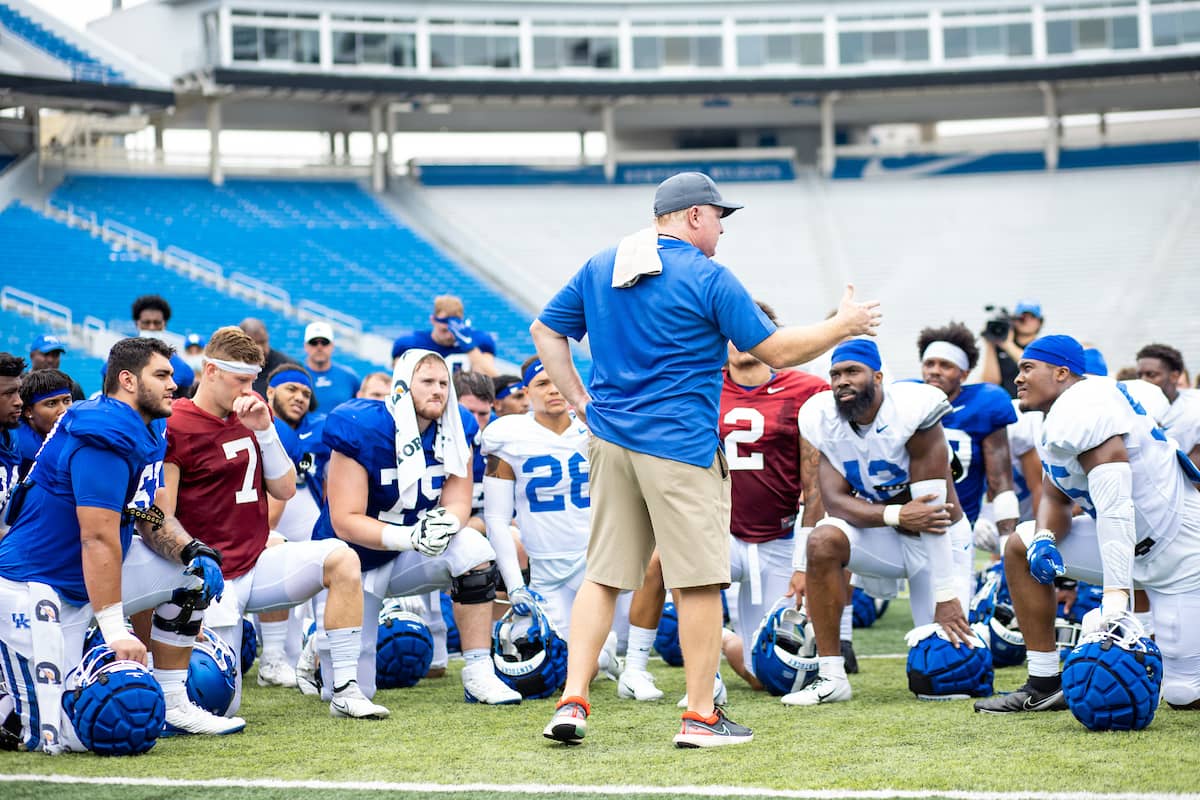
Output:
[655,602,683,667]
[906,628,994,700]
[492,603,567,700]
[63,645,165,756]
[440,592,461,655]
[376,607,434,689]
[851,587,890,629]
[1062,612,1162,731]
[240,617,258,676]
[751,599,818,696]
[1055,582,1104,657]
[971,602,1027,669]
[186,626,238,716]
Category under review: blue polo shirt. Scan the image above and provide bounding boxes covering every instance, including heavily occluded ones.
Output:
[539,236,775,467]
[309,362,360,414]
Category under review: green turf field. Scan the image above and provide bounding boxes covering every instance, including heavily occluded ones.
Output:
[3,599,1197,799]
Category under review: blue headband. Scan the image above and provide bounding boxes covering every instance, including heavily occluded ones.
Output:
[522,360,545,388]
[1022,335,1086,375]
[830,339,882,372]
[495,381,521,400]
[269,369,313,389]
[31,388,72,405]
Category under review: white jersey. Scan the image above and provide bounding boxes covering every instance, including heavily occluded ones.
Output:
[1006,400,1043,521]
[481,413,591,560]
[1163,388,1200,455]
[1038,377,1195,559]
[799,381,951,504]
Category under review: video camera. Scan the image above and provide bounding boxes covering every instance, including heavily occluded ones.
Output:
[982,305,1012,343]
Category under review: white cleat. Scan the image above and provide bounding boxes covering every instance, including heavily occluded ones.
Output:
[617,669,664,701]
[257,656,298,688]
[462,668,522,705]
[597,631,623,682]
[295,636,321,697]
[677,672,727,709]
[162,695,246,736]
[329,682,390,719]
[781,674,853,707]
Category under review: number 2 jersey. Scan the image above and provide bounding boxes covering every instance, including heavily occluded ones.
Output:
[0,397,165,605]
[312,398,479,573]
[166,397,271,580]
[799,381,951,505]
[480,413,590,563]
[720,370,829,542]
[1038,376,1196,560]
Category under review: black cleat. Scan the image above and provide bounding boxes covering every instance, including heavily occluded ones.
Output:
[974,682,1067,714]
[841,640,859,674]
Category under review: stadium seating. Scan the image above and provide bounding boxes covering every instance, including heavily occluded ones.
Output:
[0,3,125,84]
[0,306,105,395]
[0,202,382,380]
[50,176,535,366]
[412,164,1200,374]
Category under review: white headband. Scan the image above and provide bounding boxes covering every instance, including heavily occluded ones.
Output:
[922,341,970,373]
[204,356,262,376]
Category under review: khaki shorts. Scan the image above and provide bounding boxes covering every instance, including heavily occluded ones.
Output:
[585,435,731,591]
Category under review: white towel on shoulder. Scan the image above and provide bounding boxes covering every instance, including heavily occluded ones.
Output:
[611,227,663,289]
[388,349,470,510]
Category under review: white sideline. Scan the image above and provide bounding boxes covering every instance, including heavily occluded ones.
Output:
[1,775,1196,800]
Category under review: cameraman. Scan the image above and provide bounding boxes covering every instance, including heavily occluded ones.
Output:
[979,300,1044,399]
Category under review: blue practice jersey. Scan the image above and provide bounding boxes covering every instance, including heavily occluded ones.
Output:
[0,397,166,605]
[0,427,20,509]
[391,329,497,374]
[276,413,330,505]
[939,383,1018,524]
[15,420,43,478]
[312,399,478,573]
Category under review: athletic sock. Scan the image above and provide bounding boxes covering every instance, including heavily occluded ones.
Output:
[1027,649,1061,692]
[839,604,853,642]
[326,626,362,690]
[154,668,188,704]
[818,655,846,681]
[258,619,288,661]
[625,625,656,673]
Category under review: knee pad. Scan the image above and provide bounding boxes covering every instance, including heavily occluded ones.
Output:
[151,586,207,647]
[450,563,499,605]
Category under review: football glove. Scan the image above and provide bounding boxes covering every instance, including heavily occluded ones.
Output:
[187,555,225,604]
[1026,531,1065,585]
[972,518,1000,553]
[412,508,460,557]
[507,586,544,616]
[445,317,476,349]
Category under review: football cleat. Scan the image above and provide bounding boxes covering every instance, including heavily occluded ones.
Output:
[295,623,322,697]
[973,681,1067,714]
[162,695,246,737]
[841,640,859,674]
[677,672,727,709]
[463,666,522,705]
[256,656,298,688]
[597,631,623,682]
[781,674,853,706]
[617,669,664,701]
[543,696,589,745]
[329,682,390,720]
[673,708,753,749]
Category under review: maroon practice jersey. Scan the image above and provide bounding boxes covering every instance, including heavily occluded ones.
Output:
[720,369,830,543]
[166,397,269,580]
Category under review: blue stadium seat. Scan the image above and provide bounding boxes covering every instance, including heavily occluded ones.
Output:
[50,177,535,366]
[0,3,125,84]
[0,307,105,396]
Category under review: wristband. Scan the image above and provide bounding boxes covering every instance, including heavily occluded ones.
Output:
[381,523,416,552]
[180,538,222,567]
[934,588,958,604]
[992,490,1019,522]
[95,603,134,644]
[792,527,812,572]
[882,504,902,528]
[255,424,293,480]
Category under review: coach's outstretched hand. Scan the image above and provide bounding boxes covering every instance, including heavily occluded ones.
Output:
[835,284,883,338]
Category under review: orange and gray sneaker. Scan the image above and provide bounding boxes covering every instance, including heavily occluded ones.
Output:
[673,708,753,749]
[543,695,590,745]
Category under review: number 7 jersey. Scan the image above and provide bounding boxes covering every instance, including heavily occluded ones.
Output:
[481,414,591,560]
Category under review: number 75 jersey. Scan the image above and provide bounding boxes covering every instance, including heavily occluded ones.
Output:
[481,414,591,559]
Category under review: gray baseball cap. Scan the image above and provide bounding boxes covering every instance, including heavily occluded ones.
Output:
[652,172,744,218]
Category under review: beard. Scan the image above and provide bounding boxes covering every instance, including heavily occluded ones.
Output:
[135,382,172,420]
[835,380,877,423]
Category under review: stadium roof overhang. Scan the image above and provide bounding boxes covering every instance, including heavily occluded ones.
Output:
[167,54,1200,133]
[0,71,175,113]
